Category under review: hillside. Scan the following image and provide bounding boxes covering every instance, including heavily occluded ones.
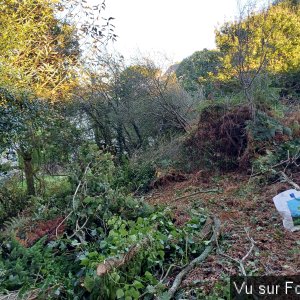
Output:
[147,172,300,294]
[0,0,300,299]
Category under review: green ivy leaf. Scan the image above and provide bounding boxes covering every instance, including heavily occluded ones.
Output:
[133,280,144,289]
[146,285,156,294]
[116,288,124,299]
[83,276,95,293]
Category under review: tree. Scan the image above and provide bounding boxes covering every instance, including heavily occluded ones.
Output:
[74,55,197,159]
[0,0,81,101]
[135,58,194,133]
[0,89,82,196]
[176,49,222,97]
[0,0,114,195]
[0,0,80,195]
[215,0,300,109]
[0,0,115,102]
[0,90,51,195]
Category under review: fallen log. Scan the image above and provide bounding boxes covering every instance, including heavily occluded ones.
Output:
[0,288,49,300]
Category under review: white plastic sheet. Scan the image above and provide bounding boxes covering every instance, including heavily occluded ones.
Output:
[273,189,300,232]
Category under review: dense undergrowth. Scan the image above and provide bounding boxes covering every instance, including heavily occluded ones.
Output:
[1,102,299,299]
[0,1,300,299]
[0,147,215,299]
[1,97,299,299]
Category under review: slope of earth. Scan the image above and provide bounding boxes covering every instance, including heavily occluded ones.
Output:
[145,171,300,297]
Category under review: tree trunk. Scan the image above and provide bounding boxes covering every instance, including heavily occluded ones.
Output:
[23,152,36,196]
[116,123,124,158]
[116,121,132,158]
[94,126,104,150]
[132,121,143,148]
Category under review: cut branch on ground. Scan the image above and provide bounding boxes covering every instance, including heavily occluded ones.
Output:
[218,227,256,276]
[278,171,300,190]
[160,216,221,299]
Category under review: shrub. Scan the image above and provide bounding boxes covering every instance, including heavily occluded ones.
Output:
[252,138,300,175]
[0,150,210,299]
[113,158,156,194]
[246,111,292,142]
[0,176,27,225]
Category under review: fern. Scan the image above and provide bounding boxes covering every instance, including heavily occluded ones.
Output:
[2,216,29,236]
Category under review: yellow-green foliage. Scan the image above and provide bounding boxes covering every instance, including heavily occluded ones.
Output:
[215,1,300,81]
[0,0,79,102]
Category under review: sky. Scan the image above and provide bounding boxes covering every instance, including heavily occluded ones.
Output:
[101,0,240,63]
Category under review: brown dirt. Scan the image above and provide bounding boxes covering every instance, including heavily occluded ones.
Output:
[145,171,300,293]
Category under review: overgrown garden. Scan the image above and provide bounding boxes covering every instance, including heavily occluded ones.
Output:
[0,0,299,299]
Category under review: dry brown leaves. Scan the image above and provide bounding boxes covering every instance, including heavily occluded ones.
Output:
[146,171,300,294]
[15,216,65,247]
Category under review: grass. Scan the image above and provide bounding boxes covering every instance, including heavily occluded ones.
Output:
[14,174,71,197]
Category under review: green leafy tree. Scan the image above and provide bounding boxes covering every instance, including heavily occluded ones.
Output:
[176,49,222,97]
[0,89,81,196]
[0,0,81,101]
[0,0,114,195]
[215,0,300,107]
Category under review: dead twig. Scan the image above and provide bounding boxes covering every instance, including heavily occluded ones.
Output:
[0,286,53,300]
[219,227,255,276]
[55,162,91,237]
[278,171,300,190]
[160,217,221,299]
[251,150,300,178]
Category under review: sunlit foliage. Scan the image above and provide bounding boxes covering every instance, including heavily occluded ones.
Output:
[215,1,300,82]
[0,0,79,101]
